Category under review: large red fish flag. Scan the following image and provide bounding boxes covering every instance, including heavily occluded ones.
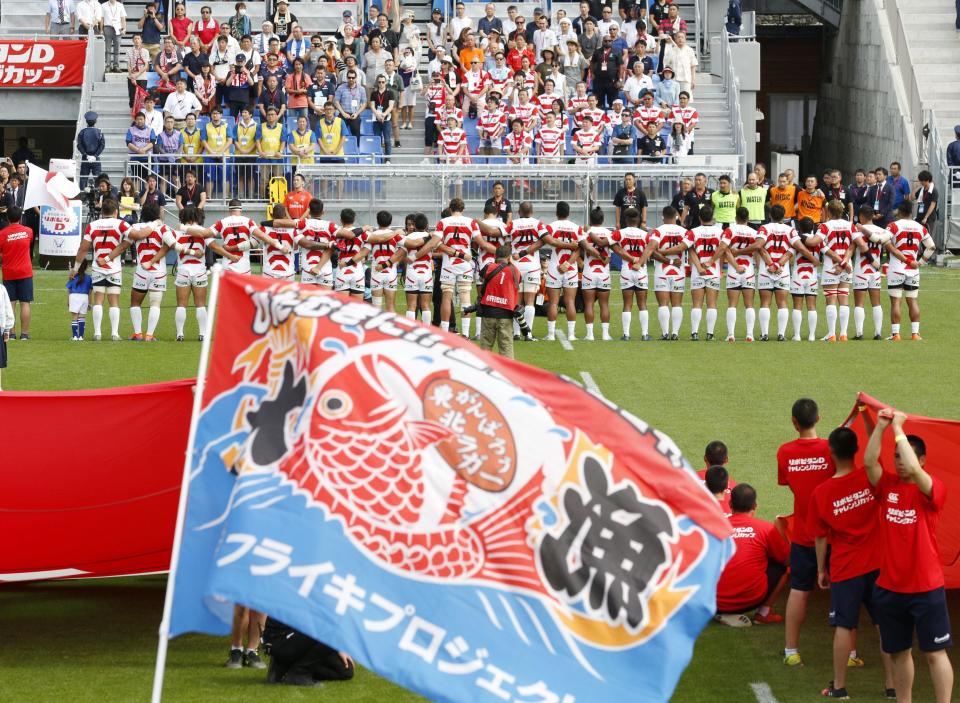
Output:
[161,271,734,702]
[845,393,960,587]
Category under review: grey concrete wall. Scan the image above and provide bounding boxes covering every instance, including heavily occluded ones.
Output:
[0,89,81,122]
[810,0,914,175]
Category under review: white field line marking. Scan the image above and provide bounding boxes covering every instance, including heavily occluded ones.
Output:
[750,682,780,703]
[555,330,574,351]
[580,371,603,397]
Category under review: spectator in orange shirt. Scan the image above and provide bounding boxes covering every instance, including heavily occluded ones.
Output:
[457,33,485,73]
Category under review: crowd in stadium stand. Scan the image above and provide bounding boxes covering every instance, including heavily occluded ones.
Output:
[69,0,705,187]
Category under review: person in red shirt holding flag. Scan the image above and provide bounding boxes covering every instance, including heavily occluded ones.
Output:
[777,397,836,667]
[809,427,895,700]
[865,408,954,703]
[714,484,789,627]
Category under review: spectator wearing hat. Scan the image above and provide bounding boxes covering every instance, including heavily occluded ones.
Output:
[255,21,278,56]
[76,111,105,189]
[534,48,556,87]
[657,65,679,108]
[399,10,421,58]
[560,39,588,98]
[555,18,578,58]
[271,0,297,44]
[426,9,445,61]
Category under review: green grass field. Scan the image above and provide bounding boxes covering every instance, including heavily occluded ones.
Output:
[4,267,960,702]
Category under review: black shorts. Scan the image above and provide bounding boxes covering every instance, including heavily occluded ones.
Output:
[829,569,879,630]
[3,277,33,302]
[874,586,953,653]
[91,279,115,288]
[424,116,438,147]
[790,543,818,591]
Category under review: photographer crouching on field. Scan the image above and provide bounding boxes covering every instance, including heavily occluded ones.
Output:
[474,244,530,359]
[262,617,354,687]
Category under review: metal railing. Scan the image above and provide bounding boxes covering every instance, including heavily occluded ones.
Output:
[717,27,746,181]
[883,0,925,164]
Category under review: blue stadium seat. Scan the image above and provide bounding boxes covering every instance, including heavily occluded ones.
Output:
[360,120,376,136]
[342,136,358,155]
[359,136,382,155]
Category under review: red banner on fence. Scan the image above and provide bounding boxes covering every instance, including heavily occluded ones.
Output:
[0,40,86,88]
[0,380,194,583]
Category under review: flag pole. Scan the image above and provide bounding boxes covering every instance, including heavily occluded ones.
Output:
[150,265,224,703]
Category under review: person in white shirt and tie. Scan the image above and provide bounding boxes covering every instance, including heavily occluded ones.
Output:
[101,0,127,72]
[46,0,75,37]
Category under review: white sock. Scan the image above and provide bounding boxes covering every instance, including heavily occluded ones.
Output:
[567,320,576,337]
[705,308,717,334]
[405,310,416,319]
[657,305,670,336]
[175,306,187,336]
[838,304,850,336]
[147,306,161,335]
[854,306,865,336]
[690,307,702,333]
[440,320,450,332]
[891,323,901,335]
[872,305,883,336]
[92,304,103,335]
[585,322,595,340]
[601,322,609,338]
[513,319,520,336]
[523,305,535,335]
[826,304,837,337]
[911,321,920,334]
[671,306,683,335]
[196,306,208,336]
[807,310,818,339]
[792,309,802,338]
[372,295,383,310]
[461,317,471,338]
[744,308,755,338]
[621,311,632,336]
[726,308,737,338]
[638,310,649,335]
[758,307,770,336]
[129,306,143,335]
[108,306,120,336]
[422,309,432,326]
[777,308,789,336]
[547,319,556,337]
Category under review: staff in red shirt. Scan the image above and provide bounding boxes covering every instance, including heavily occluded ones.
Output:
[808,427,895,700]
[0,206,34,340]
[865,408,953,703]
[715,484,789,626]
[704,465,732,516]
[477,244,521,359]
[777,397,836,667]
[697,440,737,506]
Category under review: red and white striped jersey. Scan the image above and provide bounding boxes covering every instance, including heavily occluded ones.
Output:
[583,226,612,269]
[506,216,547,256]
[546,218,584,269]
[438,127,467,156]
[170,227,208,268]
[685,224,723,277]
[791,232,822,281]
[671,105,699,129]
[534,93,558,121]
[401,232,435,274]
[478,218,508,269]
[425,82,448,117]
[478,107,507,137]
[572,127,601,154]
[295,217,338,269]
[757,221,796,276]
[509,102,538,131]
[132,224,178,271]
[722,223,760,268]
[649,223,688,278]
[568,95,589,115]
[537,126,565,156]
[369,229,404,269]
[503,130,533,157]
[633,105,665,129]
[84,217,132,275]
[464,69,491,94]
[886,219,930,275]
[817,219,859,262]
[435,215,479,257]
[212,215,258,272]
[855,223,889,276]
[338,229,370,266]
[576,107,607,129]
[516,71,537,94]
[611,226,649,260]
[260,222,304,276]
[436,104,464,126]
